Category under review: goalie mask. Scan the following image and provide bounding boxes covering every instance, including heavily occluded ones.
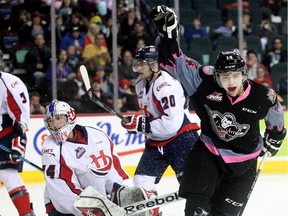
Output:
[214,50,247,87]
[44,99,76,145]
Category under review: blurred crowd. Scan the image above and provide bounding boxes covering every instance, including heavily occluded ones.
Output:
[0,0,287,114]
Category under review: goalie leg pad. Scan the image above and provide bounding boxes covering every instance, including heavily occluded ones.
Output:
[74,186,126,216]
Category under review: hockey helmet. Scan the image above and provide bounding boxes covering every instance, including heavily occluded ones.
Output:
[44,99,77,145]
[133,46,158,72]
[214,50,247,86]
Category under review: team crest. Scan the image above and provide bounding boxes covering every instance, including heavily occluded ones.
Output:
[205,105,250,142]
[87,149,112,177]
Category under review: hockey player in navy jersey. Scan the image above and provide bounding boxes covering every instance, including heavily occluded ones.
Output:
[0,50,35,216]
[121,45,199,216]
[150,5,286,216]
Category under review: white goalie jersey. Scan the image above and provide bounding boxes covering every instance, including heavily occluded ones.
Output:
[135,70,189,142]
[42,125,129,214]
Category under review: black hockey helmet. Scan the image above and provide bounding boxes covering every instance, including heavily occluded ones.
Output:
[214,50,247,74]
[133,46,158,72]
[214,50,247,85]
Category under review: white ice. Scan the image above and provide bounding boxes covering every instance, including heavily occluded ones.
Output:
[0,174,287,216]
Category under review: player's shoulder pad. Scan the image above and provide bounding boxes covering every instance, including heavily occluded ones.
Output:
[201,65,215,75]
[153,72,174,92]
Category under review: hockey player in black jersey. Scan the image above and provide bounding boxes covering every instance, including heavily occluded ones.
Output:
[150,5,287,216]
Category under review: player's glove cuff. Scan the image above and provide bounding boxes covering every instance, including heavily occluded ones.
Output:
[9,135,27,164]
[13,121,27,136]
[121,115,151,134]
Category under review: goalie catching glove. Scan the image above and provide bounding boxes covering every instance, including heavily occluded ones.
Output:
[260,126,286,157]
[121,114,151,134]
[150,5,180,39]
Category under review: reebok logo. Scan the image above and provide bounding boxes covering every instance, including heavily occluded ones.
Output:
[124,192,180,214]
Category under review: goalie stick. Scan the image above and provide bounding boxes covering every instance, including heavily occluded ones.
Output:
[0,144,43,171]
[79,65,129,123]
[123,191,183,215]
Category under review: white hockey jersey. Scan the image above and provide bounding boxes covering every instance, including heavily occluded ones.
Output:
[135,70,191,143]
[42,125,129,214]
[0,72,30,137]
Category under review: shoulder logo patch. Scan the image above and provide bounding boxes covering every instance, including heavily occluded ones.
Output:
[202,66,215,75]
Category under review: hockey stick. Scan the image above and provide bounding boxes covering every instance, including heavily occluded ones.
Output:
[123,191,183,215]
[0,144,43,171]
[79,65,129,123]
[239,152,269,216]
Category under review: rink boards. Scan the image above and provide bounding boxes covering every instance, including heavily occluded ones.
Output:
[19,111,288,183]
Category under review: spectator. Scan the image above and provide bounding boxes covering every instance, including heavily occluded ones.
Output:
[71,63,86,100]
[253,66,274,88]
[45,49,75,87]
[24,33,51,89]
[125,21,152,53]
[212,18,235,48]
[184,17,207,49]
[29,91,46,114]
[83,22,101,48]
[119,9,138,47]
[134,38,146,54]
[58,0,74,24]
[82,32,112,74]
[246,49,270,80]
[118,49,138,80]
[118,79,139,112]
[253,13,278,51]
[60,25,86,52]
[262,37,287,72]
[232,14,253,37]
[66,44,81,69]
[81,76,109,113]
[9,8,30,33]
[55,14,67,49]
[19,11,48,44]
[64,11,87,34]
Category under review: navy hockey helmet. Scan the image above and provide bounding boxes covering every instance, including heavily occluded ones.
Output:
[214,50,247,86]
[133,46,158,72]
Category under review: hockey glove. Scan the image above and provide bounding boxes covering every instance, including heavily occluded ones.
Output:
[150,5,180,39]
[121,114,151,134]
[260,126,287,157]
[10,135,27,164]
[13,121,27,136]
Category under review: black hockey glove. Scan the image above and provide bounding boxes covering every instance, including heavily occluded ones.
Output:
[121,114,151,134]
[10,134,27,164]
[150,5,180,39]
[13,121,27,136]
[260,126,287,157]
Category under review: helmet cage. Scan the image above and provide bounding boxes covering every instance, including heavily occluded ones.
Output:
[44,100,76,145]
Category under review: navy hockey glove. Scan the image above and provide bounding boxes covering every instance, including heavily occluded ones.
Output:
[150,5,180,39]
[260,126,287,157]
[10,135,27,164]
[13,121,27,136]
[121,114,150,134]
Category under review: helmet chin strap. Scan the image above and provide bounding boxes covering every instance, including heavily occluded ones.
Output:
[146,61,159,83]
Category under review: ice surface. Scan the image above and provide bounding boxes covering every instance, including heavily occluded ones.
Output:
[0,174,287,216]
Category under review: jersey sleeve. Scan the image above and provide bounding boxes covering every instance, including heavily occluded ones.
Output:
[156,36,203,96]
[264,88,285,131]
[5,75,30,128]
[149,76,186,137]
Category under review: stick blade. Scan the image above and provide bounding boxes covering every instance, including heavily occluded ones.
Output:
[80,65,91,91]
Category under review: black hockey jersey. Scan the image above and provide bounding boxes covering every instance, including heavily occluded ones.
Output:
[156,38,285,164]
